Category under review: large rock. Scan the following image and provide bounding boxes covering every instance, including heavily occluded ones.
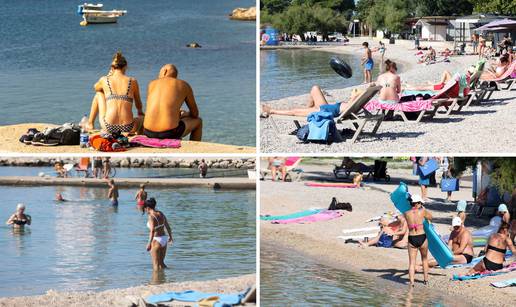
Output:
[229,7,256,21]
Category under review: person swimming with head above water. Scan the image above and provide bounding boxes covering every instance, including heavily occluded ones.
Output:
[108,179,119,206]
[143,198,173,271]
[135,184,147,209]
[87,52,145,135]
[143,64,203,141]
[404,194,432,287]
[6,203,31,228]
[55,193,66,202]
[468,222,516,274]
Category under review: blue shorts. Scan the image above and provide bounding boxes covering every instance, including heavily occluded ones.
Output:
[111,199,118,206]
[320,102,342,117]
[364,59,374,71]
[419,176,430,186]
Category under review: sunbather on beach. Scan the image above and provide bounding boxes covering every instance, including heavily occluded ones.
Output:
[108,179,118,206]
[361,42,374,83]
[261,86,364,117]
[143,64,202,141]
[404,194,432,286]
[498,204,511,224]
[404,67,473,94]
[6,204,31,229]
[422,217,473,269]
[418,46,436,64]
[269,157,286,181]
[144,198,173,271]
[359,215,408,249]
[87,52,145,135]
[135,184,147,209]
[468,222,516,274]
[375,60,401,104]
[481,55,510,80]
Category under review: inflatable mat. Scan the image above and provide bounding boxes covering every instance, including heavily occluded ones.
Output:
[260,209,323,221]
[390,182,453,268]
[305,182,358,188]
[452,262,516,281]
[271,210,343,224]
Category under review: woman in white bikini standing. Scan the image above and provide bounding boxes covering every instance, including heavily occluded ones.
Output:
[144,198,173,271]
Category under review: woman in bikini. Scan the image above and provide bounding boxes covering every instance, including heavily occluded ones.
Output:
[468,222,516,274]
[135,184,148,210]
[6,203,31,229]
[481,55,510,80]
[404,194,432,287]
[375,60,401,105]
[261,86,365,118]
[87,52,145,135]
[144,198,173,271]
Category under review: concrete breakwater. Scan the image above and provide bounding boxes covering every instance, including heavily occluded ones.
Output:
[0,157,255,169]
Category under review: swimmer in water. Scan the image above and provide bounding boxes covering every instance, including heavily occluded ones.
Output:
[144,198,173,271]
[6,203,31,228]
[135,184,147,211]
[108,179,119,206]
[55,193,66,201]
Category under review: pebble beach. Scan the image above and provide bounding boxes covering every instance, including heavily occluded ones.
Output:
[260,39,516,153]
[260,161,516,306]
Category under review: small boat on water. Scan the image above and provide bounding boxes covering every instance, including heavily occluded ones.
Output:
[77,3,127,25]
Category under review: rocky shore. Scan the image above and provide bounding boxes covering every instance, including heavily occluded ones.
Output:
[229,7,256,21]
[0,157,255,169]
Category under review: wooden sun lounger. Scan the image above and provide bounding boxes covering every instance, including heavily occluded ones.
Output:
[268,85,383,144]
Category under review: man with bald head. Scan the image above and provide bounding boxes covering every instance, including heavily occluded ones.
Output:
[143,64,202,140]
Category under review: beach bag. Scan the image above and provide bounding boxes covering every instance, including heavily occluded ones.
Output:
[377,233,393,248]
[45,125,81,145]
[441,176,459,192]
[90,135,126,152]
[296,125,310,142]
[418,159,439,176]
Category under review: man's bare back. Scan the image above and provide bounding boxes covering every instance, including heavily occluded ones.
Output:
[143,64,202,141]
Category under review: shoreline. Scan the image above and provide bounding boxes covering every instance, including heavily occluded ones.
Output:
[0,124,255,154]
[260,38,516,153]
[260,164,516,306]
[0,274,255,307]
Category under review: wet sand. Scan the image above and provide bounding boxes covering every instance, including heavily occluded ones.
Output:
[260,38,516,153]
[260,162,516,306]
[0,124,255,154]
[0,274,255,307]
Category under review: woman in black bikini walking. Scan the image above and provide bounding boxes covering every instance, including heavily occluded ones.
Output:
[404,194,432,287]
[468,222,516,274]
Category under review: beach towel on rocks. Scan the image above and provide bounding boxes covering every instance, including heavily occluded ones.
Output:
[364,99,433,112]
[271,210,343,224]
[146,289,248,306]
[260,209,323,221]
[130,135,181,148]
[491,278,516,288]
[452,262,516,281]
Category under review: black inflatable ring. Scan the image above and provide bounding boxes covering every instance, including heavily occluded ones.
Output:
[330,57,353,78]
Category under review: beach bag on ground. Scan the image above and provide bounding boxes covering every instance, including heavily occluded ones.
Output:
[418,159,439,176]
[45,124,81,145]
[441,175,459,192]
[90,135,126,152]
[296,124,310,142]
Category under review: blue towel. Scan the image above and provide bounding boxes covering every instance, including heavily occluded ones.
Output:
[146,289,247,306]
[307,111,333,141]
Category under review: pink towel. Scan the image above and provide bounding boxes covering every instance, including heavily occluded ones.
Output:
[271,210,343,224]
[130,135,181,148]
[364,99,433,112]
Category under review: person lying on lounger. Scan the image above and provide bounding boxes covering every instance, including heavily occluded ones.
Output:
[420,217,474,269]
[481,55,510,80]
[375,60,401,104]
[358,215,408,249]
[467,222,516,274]
[404,67,473,92]
[143,64,202,141]
[261,86,364,117]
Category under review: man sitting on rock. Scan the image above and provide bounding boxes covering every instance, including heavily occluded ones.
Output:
[143,64,202,141]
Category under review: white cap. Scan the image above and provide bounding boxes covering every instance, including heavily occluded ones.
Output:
[452,216,462,227]
[498,204,508,212]
[17,203,26,210]
[411,194,424,204]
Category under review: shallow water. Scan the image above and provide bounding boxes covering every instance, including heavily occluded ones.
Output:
[0,179,255,296]
[260,243,477,306]
[260,49,381,101]
[0,0,255,146]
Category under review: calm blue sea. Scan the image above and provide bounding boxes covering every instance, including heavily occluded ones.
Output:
[0,0,255,146]
[0,168,255,296]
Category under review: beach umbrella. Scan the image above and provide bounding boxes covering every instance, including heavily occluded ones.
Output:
[330,57,353,78]
[476,18,516,31]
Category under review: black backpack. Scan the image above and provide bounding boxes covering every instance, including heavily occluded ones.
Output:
[47,126,80,145]
[296,121,339,145]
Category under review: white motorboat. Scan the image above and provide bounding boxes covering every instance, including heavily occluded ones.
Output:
[77,3,127,25]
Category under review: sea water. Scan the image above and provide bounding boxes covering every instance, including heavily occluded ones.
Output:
[0,0,255,146]
[260,49,381,101]
[0,177,255,296]
[260,243,478,306]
